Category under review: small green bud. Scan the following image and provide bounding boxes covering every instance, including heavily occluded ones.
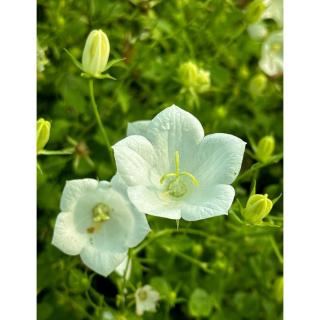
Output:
[37,118,51,152]
[168,291,177,306]
[245,0,266,24]
[179,61,210,93]
[242,194,273,224]
[82,29,110,77]
[192,244,203,257]
[256,135,275,163]
[239,65,250,79]
[68,269,90,293]
[249,73,267,97]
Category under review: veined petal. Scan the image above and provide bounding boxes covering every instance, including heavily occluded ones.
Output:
[52,211,87,255]
[146,105,204,174]
[60,179,99,212]
[127,120,151,137]
[181,184,235,221]
[111,175,151,247]
[128,186,181,219]
[113,135,159,186]
[80,245,127,277]
[191,133,246,186]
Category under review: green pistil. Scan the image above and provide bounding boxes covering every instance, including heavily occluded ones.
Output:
[160,151,199,198]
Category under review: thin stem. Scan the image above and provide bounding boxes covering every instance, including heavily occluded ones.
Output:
[37,148,74,156]
[88,79,115,168]
[269,236,283,265]
[120,249,132,310]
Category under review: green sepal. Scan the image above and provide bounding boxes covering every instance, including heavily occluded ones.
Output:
[272,193,282,205]
[103,58,126,71]
[250,180,257,197]
[64,48,83,71]
[81,72,116,80]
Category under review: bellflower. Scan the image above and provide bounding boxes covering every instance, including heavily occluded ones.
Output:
[52,176,150,277]
[113,105,246,221]
[259,31,283,77]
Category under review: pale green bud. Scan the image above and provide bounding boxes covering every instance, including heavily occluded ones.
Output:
[242,194,273,224]
[256,135,275,163]
[249,73,267,97]
[82,29,110,77]
[245,0,267,24]
[37,118,51,152]
[179,61,210,93]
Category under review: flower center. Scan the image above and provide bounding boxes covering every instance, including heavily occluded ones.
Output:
[160,151,198,198]
[138,290,148,301]
[87,203,110,233]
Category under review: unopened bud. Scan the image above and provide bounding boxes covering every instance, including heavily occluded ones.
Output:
[256,135,275,163]
[37,118,51,152]
[82,29,110,77]
[249,73,267,97]
[242,194,273,224]
[245,0,266,24]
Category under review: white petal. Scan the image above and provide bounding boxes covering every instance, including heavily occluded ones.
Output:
[146,105,204,174]
[52,211,87,255]
[191,133,246,186]
[127,120,151,137]
[115,255,132,280]
[128,186,181,219]
[113,135,160,186]
[80,245,127,277]
[60,179,99,212]
[75,187,135,252]
[181,184,235,221]
[111,175,151,247]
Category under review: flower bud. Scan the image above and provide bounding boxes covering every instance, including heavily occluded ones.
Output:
[37,118,51,152]
[179,61,210,93]
[249,73,267,97]
[242,194,273,224]
[273,276,283,303]
[245,0,266,24]
[256,135,275,163]
[82,29,110,77]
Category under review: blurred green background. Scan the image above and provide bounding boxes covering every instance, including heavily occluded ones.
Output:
[37,0,283,319]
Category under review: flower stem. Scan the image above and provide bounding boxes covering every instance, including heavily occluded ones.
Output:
[88,79,115,168]
[120,249,132,311]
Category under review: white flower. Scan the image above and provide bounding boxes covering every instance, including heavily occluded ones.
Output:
[263,0,283,27]
[247,22,268,40]
[135,285,160,316]
[113,105,246,221]
[259,31,283,77]
[52,177,150,277]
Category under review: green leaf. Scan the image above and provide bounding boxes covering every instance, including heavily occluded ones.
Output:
[189,288,213,317]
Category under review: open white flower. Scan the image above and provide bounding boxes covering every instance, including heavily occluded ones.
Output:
[113,105,246,221]
[259,31,283,77]
[135,285,160,316]
[52,177,150,277]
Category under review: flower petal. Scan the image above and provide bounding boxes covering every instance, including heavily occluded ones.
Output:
[111,175,151,247]
[191,133,246,186]
[146,105,204,174]
[181,184,235,221]
[52,211,87,255]
[80,245,127,277]
[127,120,151,137]
[113,135,160,186]
[60,179,99,212]
[128,186,181,219]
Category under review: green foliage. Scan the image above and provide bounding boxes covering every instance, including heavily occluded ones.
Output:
[37,0,283,319]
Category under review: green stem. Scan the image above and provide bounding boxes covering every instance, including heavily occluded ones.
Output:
[269,236,283,265]
[37,149,74,156]
[88,79,115,168]
[133,228,226,256]
[120,249,132,310]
